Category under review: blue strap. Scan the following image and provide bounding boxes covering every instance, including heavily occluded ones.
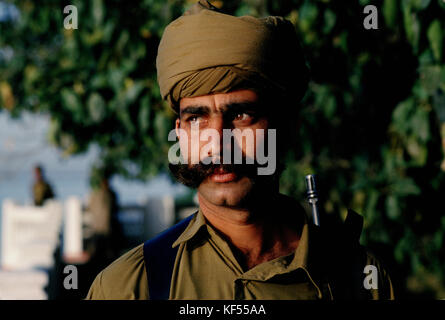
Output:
[143,214,195,300]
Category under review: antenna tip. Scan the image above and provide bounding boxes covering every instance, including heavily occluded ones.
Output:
[305,174,316,191]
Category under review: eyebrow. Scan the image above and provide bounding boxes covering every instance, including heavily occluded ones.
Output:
[223,102,262,114]
[180,105,211,118]
[180,101,262,117]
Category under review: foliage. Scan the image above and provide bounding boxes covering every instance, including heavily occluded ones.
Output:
[0,0,185,180]
[1,0,444,298]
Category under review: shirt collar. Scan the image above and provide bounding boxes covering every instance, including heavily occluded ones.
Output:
[172,209,207,248]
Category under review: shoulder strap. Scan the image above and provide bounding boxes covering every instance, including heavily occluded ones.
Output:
[143,214,195,300]
[322,208,369,299]
[343,209,364,246]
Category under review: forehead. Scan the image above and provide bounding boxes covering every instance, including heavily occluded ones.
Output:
[179,89,259,111]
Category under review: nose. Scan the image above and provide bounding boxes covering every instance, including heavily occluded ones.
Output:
[210,114,225,136]
[205,114,232,162]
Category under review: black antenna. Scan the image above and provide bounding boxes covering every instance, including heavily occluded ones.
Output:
[305,174,320,227]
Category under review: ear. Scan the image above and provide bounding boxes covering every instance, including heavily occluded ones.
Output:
[175,118,181,139]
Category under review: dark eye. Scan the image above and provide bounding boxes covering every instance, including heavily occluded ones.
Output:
[187,116,202,124]
[234,113,252,121]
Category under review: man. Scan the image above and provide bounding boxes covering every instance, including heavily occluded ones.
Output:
[32,165,55,206]
[86,1,394,300]
[87,176,121,262]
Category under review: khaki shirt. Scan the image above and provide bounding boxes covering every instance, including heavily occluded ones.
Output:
[86,207,394,300]
[33,180,54,206]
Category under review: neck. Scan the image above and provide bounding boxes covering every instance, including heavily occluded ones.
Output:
[198,192,301,270]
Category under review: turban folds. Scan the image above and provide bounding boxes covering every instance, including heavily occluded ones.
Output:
[156,1,309,111]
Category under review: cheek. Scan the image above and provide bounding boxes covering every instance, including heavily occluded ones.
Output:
[178,130,191,162]
[179,138,187,154]
[233,133,255,159]
[178,128,208,163]
[234,124,269,160]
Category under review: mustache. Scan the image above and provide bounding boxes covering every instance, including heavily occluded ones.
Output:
[169,156,261,188]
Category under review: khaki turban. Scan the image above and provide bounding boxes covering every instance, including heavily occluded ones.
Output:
[156,0,309,111]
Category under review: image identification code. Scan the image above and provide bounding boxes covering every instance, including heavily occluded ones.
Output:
[178,304,266,317]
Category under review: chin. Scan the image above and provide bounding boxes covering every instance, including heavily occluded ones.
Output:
[198,176,255,208]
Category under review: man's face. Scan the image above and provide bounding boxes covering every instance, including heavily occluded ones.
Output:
[34,168,42,181]
[175,89,276,208]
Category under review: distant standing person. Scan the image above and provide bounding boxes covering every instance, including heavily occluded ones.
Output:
[32,165,55,206]
[87,176,122,261]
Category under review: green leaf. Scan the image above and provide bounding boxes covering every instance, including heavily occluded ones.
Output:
[427,20,443,62]
[82,29,104,45]
[403,3,421,52]
[124,80,145,105]
[138,95,151,132]
[364,190,379,223]
[116,30,130,54]
[154,111,171,144]
[383,0,398,29]
[419,65,442,95]
[61,88,81,113]
[386,195,400,220]
[299,1,318,33]
[406,135,428,165]
[433,89,445,123]
[116,106,135,134]
[92,0,105,27]
[323,95,337,119]
[87,92,106,123]
[108,69,125,93]
[392,98,414,134]
[418,49,435,66]
[90,74,108,89]
[410,0,432,10]
[323,9,336,34]
[433,230,443,251]
[359,0,372,5]
[412,107,430,143]
[390,177,421,196]
[102,21,115,44]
